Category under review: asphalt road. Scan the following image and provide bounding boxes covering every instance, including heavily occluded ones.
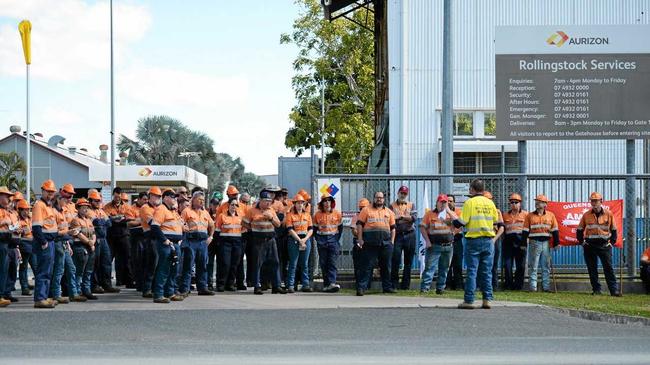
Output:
[1,292,649,365]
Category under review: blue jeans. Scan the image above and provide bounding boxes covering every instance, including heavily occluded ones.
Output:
[180,238,208,293]
[93,237,113,289]
[287,237,311,288]
[316,235,340,287]
[50,241,79,298]
[153,240,180,299]
[32,239,55,302]
[528,240,550,291]
[4,245,19,297]
[420,244,453,291]
[19,240,36,291]
[463,237,494,303]
[0,242,10,297]
[72,243,95,295]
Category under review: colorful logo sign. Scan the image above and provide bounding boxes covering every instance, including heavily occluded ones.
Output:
[319,183,339,197]
[546,31,569,47]
[138,167,153,177]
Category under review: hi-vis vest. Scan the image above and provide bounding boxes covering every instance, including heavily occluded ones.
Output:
[390,201,416,232]
[503,210,528,235]
[182,208,213,235]
[243,206,278,237]
[357,206,396,243]
[216,213,243,237]
[284,211,312,236]
[313,210,342,236]
[420,209,453,244]
[577,209,616,241]
[459,196,499,238]
[523,210,558,240]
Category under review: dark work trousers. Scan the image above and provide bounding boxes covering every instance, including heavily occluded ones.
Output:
[316,234,340,287]
[502,234,527,290]
[19,240,37,292]
[4,246,19,297]
[245,233,256,287]
[92,237,113,289]
[583,242,618,294]
[109,234,132,287]
[641,262,650,294]
[276,228,289,286]
[359,242,393,291]
[307,239,318,286]
[491,238,502,290]
[352,238,365,290]
[390,230,416,290]
[142,233,158,294]
[129,228,145,291]
[217,236,243,290]
[235,232,248,288]
[446,234,464,290]
[206,232,219,289]
[249,235,280,289]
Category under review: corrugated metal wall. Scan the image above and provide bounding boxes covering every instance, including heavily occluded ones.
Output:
[388,0,650,175]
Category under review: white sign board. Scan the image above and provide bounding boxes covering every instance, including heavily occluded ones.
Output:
[316,178,342,212]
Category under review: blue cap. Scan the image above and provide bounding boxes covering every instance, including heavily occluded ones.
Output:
[259,191,273,200]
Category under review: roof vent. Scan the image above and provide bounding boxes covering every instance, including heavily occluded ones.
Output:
[48,135,66,148]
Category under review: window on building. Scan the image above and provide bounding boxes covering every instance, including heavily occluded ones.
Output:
[453,112,473,136]
[454,152,476,173]
[481,152,519,173]
[484,112,496,136]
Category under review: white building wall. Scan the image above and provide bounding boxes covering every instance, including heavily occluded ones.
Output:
[388,0,650,175]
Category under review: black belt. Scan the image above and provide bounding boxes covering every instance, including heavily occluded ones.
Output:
[397,230,414,235]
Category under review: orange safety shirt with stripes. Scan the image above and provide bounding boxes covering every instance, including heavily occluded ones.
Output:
[390,201,417,233]
[17,216,32,241]
[420,209,454,244]
[523,210,558,241]
[151,204,183,240]
[0,206,17,241]
[284,211,313,237]
[243,205,278,238]
[357,206,396,243]
[54,209,69,238]
[313,210,342,236]
[182,207,214,236]
[63,202,77,224]
[70,216,95,244]
[216,213,243,238]
[577,209,616,243]
[139,204,156,233]
[503,210,528,235]
[32,199,58,239]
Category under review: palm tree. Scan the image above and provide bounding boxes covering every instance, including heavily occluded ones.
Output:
[0,151,27,192]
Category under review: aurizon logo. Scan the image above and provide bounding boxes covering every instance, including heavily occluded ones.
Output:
[138,167,153,177]
[546,31,569,47]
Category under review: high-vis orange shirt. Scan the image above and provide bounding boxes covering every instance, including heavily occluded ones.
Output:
[216,213,243,237]
[70,216,95,243]
[182,208,213,234]
[151,204,183,238]
[357,206,396,243]
[284,211,313,236]
[54,209,69,237]
[313,210,342,236]
[139,204,155,232]
[390,201,417,232]
[244,206,278,237]
[0,206,17,238]
[523,210,558,240]
[103,201,131,217]
[126,204,142,228]
[420,209,454,244]
[18,216,32,241]
[63,202,77,224]
[577,209,616,242]
[32,199,58,235]
[503,210,528,235]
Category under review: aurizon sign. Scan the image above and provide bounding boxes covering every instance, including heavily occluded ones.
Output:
[138,167,178,177]
[546,30,609,47]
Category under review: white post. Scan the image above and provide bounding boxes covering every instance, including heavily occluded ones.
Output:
[110,0,116,190]
[25,63,30,204]
[320,79,325,173]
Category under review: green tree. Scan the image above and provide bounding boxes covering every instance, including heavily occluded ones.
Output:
[0,151,26,192]
[281,0,375,173]
[118,115,266,195]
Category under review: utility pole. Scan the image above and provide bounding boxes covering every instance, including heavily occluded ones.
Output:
[440,0,453,194]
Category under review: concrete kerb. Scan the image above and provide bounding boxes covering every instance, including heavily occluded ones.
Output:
[546,306,650,327]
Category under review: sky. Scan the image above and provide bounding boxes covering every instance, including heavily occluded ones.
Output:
[0,0,301,176]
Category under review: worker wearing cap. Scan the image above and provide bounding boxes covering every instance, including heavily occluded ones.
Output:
[31,180,59,308]
[180,191,215,296]
[641,247,650,294]
[69,198,95,300]
[60,184,77,224]
[313,193,343,293]
[356,191,396,295]
[522,194,559,293]
[140,187,161,298]
[420,194,458,294]
[483,191,505,291]
[150,189,185,303]
[350,198,370,293]
[103,187,134,288]
[454,179,500,309]
[215,197,243,292]
[49,193,81,303]
[15,199,35,296]
[87,190,119,294]
[284,194,313,293]
[0,186,17,307]
[243,190,285,295]
[577,192,620,296]
[390,186,418,290]
[127,192,147,291]
[445,195,464,290]
[236,193,252,290]
[502,193,528,290]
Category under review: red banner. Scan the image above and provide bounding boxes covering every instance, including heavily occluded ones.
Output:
[546,200,623,248]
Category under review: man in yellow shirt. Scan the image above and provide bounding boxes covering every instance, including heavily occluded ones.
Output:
[453,179,500,309]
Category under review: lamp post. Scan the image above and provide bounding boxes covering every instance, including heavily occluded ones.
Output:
[18,20,31,203]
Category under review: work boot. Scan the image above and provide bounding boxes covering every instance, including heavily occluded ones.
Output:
[54,296,70,304]
[356,288,365,297]
[481,300,492,309]
[435,289,445,295]
[272,287,287,294]
[216,286,225,292]
[237,285,247,291]
[457,302,475,309]
[0,298,11,307]
[420,288,430,294]
[254,287,264,295]
[383,288,397,294]
[83,293,98,300]
[170,294,184,301]
[591,290,603,295]
[611,292,623,297]
[301,286,313,293]
[92,287,105,294]
[71,295,88,302]
[21,289,32,296]
[34,300,56,309]
[286,287,295,294]
[103,286,120,293]
[198,290,216,296]
[153,297,170,304]
[142,291,153,298]
[46,298,58,306]
[3,296,18,303]
[225,286,237,292]
[181,292,190,298]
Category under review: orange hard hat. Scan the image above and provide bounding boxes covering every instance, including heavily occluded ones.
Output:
[16,199,30,210]
[0,186,14,196]
[120,192,129,201]
[589,192,603,201]
[298,189,311,201]
[226,185,239,196]
[534,194,549,203]
[88,191,102,201]
[509,193,522,202]
[148,186,162,196]
[75,198,91,207]
[41,179,56,192]
[358,198,370,209]
[483,191,493,200]
[292,194,305,202]
[13,191,24,201]
[61,183,76,195]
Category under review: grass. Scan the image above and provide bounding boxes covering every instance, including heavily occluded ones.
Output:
[343,288,650,319]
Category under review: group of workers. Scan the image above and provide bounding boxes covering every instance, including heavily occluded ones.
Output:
[0,177,646,309]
